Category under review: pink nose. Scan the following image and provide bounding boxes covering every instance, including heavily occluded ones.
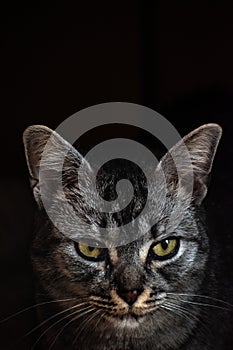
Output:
[117,289,142,305]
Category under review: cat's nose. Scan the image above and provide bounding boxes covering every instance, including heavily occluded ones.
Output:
[117,288,142,306]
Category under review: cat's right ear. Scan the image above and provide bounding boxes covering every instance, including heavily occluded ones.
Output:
[23,125,82,207]
[23,125,53,190]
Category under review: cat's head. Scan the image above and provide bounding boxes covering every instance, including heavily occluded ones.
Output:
[23,123,221,349]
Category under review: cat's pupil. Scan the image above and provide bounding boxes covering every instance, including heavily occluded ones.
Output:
[88,246,95,252]
[161,239,169,250]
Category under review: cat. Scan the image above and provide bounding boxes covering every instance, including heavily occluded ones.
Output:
[23,122,224,350]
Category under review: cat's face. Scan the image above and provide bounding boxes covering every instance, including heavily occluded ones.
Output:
[23,123,221,350]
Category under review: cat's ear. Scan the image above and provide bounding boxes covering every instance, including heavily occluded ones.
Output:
[23,125,83,206]
[159,123,222,205]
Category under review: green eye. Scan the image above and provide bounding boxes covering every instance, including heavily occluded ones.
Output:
[75,243,105,261]
[151,238,179,260]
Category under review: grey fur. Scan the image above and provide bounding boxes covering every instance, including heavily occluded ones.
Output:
[23,123,222,350]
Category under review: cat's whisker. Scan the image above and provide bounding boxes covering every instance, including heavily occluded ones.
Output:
[20,302,90,344]
[48,307,98,350]
[161,303,211,339]
[72,308,103,347]
[72,309,106,346]
[162,302,199,324]
[0,298,77,324]
[161,301,211,335]
[167,292,233,312]
[31,305,95,350]
[93,310,107,332]
[174,299,233,312]
[165,300,213,336]
[167,292,233,308]
[161,304,191,323]
[165,302,199,320]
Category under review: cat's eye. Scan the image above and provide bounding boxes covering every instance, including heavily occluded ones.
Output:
[75,243,105,261]
[151,238,180,260]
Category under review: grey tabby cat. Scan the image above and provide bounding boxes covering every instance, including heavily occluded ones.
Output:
[23,123,222,350]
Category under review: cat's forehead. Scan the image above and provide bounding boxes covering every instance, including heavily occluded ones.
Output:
[53,183,193,248]
[51,153,196,248]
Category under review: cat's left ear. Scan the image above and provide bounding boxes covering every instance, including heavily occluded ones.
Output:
[159,123,222,205]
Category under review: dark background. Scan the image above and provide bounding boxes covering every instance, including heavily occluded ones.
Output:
[1,1,233,349]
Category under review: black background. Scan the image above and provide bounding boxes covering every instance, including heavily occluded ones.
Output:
[1,1,233,349]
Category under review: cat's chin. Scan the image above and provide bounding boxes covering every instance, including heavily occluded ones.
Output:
[107,313,144,329]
